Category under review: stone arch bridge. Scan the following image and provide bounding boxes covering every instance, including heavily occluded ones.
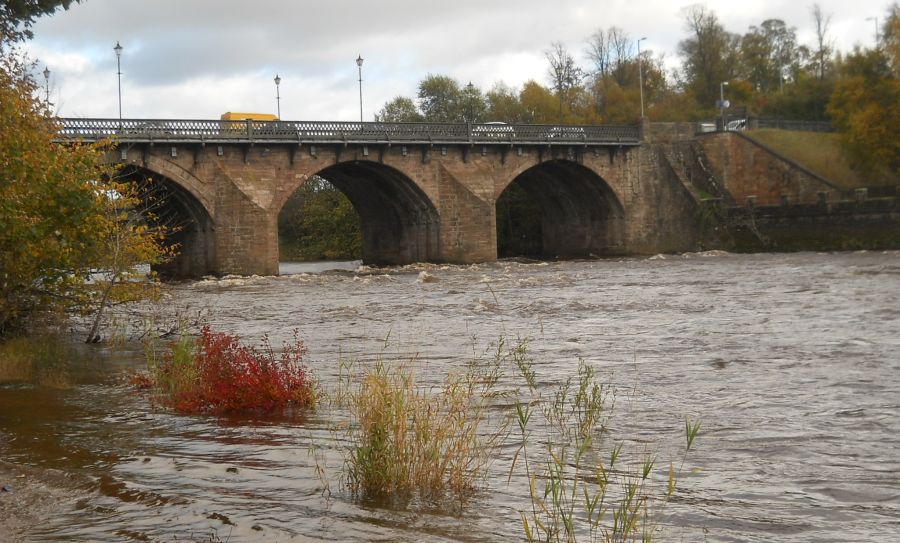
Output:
[58,118,703,278]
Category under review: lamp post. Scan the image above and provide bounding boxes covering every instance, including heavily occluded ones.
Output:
[465,81,475,123]
[637,37,647,119]
[114,41,123,125]
[274,74,281,119]
[720,81,729,131]
[42,66,50,108]
[866,16,880,46]
[356,55,364,123]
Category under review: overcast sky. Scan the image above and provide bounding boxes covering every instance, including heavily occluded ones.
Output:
[24,0,890,121]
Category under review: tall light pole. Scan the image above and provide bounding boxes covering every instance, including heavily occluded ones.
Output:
[274,74,281,119]
[720,80,729,131]
[866,16,880,47]
[114,41,123,125]
[42,66,50,109]
[356,55,364,123]
[465,81,475,123]
[637,37,647,119]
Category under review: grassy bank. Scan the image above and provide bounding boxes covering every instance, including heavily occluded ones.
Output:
[746,129,899,190]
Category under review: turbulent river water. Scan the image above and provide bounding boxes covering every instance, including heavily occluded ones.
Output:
[1,251,899,542]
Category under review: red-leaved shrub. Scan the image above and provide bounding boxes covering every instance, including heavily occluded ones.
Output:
[151,326,315,414]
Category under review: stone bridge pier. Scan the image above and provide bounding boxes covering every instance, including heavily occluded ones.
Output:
[106,124,699,278]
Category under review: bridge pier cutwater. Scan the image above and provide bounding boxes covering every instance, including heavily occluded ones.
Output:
[61,119,707,278]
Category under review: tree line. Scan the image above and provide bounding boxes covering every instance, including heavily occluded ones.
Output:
[376,3,898,176]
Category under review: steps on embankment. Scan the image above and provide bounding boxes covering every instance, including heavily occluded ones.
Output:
[646,122,899,250]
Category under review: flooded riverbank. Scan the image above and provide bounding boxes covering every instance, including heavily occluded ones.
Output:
[2,251,899,541]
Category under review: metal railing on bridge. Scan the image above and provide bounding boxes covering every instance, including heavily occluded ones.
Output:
[748,118,833,133]
[55,118,642,146]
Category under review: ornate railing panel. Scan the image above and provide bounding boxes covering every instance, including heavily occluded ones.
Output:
[55,119,642,146]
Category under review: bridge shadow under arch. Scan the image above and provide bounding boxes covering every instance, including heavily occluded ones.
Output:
[300,161,440,265]
[498,160,624,259]
[117,165,216,279]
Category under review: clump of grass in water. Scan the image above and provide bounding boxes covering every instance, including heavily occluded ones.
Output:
[0,333,75,388]
[511,349,701,542]
[339,339,509,502]
[142,326,316,414]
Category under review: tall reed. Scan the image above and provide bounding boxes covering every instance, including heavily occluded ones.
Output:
[511,351,700,542]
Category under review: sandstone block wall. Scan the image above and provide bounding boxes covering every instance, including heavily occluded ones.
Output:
[113,135,706,276]
[697,132,845,206]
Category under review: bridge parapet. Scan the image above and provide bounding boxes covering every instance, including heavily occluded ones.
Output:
[55,118,641,146]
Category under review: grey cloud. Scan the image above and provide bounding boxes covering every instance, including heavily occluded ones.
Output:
[28,0,884,119]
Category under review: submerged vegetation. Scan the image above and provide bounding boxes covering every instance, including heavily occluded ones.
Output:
[142,327,316,414]
[328,336,701,539]
[512,354,701,542]
[134,328,701,539]
[336,343,508,501]
[0,332,76,387]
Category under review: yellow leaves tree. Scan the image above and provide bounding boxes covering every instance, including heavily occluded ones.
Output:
[82,179,175,343]
[827,47,900,179]
[0,49,170,339]
[519,81,559,124]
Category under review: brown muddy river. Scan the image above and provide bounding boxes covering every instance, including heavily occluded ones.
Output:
[1,251,899,541]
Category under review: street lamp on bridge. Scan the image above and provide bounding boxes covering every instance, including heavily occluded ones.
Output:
[274,74,282,119]
[114,41,123,125]
[42,66,50,109]
[465,81,475,123]
[356,55,364,123]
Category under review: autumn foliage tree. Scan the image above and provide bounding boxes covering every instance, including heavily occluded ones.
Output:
[678,4,741,110]
[0,48,169,339]
[828,46,900,178]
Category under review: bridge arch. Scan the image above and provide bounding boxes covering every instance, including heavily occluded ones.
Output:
[116,164,216,278]
[139,155,216,219]
[497,159,625,259]
[279,160,440,265]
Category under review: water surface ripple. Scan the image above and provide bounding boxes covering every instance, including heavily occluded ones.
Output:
[1,251,898,541]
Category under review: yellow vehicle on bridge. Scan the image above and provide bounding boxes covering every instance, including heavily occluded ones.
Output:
[219,112,282,137]
[220,112,278,121]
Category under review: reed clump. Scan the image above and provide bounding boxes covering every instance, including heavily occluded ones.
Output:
[339,342,508,501]
[143,326,316,414]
